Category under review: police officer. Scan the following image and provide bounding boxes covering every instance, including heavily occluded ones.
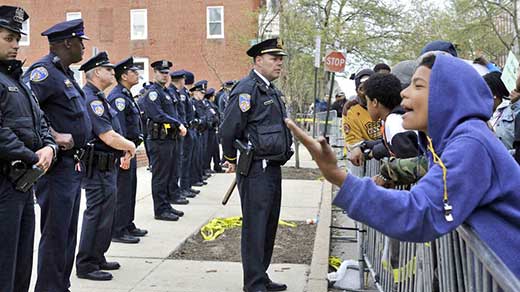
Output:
[24,18,92,292]
[170,70,199,198]
[108,57,148,244]
[0,6,57,292]
[217,80,235,119]
[204,88,222,172]
[220,38,293,292]
[142,60,187,221]
[190,81,210,186]
[75,52,136,281]
[137,83,152,171]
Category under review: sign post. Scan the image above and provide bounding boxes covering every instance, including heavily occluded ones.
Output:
[323,51,346,140]
[312,35,321,138]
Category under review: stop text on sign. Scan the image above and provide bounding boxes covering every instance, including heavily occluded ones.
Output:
[324,51,346,73]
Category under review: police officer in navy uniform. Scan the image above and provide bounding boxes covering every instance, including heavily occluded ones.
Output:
[204,88,223,172]
[142,60,187,221]
[0,6,57,292]
[108,57,148,244]
[190,81,210,186]
[220,38,293,292]
[217,80,235,119]
[75,52,137,281]
[23,18,93,292]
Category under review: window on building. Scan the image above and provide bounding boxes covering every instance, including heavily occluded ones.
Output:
[207,6,224,39]
[131,9,147,40]
[66,12,82,21]
[20,19,29,46]
[131,57,149,96]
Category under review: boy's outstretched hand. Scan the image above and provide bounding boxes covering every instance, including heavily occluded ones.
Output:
[284,118,347,187]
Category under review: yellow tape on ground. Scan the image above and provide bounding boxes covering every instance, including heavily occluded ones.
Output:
[329,256,342,271]
[200,216,297,241]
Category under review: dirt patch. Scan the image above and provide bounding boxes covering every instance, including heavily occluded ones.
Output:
[170,221,317,264]
[282,166,322,180]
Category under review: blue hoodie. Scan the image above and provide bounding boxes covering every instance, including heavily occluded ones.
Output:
[333,55,520,277]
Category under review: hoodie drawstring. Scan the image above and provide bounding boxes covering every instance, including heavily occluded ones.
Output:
[426,136,454,222]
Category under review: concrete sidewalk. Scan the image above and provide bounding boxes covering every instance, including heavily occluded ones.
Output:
[28,147,329,292]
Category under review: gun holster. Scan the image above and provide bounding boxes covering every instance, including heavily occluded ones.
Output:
[235,140,254,177]
[2,161,45,192]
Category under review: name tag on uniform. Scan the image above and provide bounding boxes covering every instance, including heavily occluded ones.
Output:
[263,99,274,106]
[7,86,19,92]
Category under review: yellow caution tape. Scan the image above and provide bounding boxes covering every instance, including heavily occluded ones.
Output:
[200,216,296,241]
[329,256,342,271]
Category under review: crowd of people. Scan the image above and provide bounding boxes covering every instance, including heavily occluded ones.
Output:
[0,5,241,291]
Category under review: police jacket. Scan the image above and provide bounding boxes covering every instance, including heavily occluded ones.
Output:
[180,87,195,124]
[220,70,293,164]
[0,60,56,165]
[141,82,182,128]
[23,53,92,150]
[193,98,209,131]
[84,82,123,155]
[205,99,219,130]
[168,84,186,126]
[107,84,143,142]
[217,90,229,120]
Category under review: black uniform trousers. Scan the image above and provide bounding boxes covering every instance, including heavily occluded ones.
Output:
[148,139,175,215]
[113,157,137,237]
[237,160,282,291]
[0,176,34,292]
[208,129,221,171]
[180,129,195,190]
[35,156,82,292]
[168,138,182,200]
[202,131,209,172]
[190,133,204,184]
[76,166,117,274]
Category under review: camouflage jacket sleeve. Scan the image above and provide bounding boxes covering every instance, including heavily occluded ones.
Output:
[379,155,428,185]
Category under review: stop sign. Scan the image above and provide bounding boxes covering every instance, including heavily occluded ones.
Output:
[324,51,346,73]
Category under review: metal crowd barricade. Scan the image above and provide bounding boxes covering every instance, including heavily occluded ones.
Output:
[314,110,344,158]
[345,158,520,292]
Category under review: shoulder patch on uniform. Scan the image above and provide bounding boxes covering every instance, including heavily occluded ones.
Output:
[148,91,158,101]
[90,100,104,116]
[239,93,251,112]
[115,97,126,111]
[30,67,49,82]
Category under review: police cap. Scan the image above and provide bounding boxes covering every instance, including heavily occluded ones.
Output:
[151,60,172,73]
[204,88,215,98]
[190,80,207,93]
[183,70,195,85]
[79,51,114,71]
[41,18,89,42]
[0,6,28,35]
[114,57,139,78]
[170,70,185,79]
[246,37,287,58]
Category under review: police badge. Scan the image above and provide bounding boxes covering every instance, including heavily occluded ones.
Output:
[115,98,126,111]
[90,100,105,116]
[239,94,251,112]
[149,91,158,101]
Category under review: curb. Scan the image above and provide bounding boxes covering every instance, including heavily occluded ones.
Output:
[305,180,333,292]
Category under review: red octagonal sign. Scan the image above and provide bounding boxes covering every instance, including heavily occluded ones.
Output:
[324,51,346,73]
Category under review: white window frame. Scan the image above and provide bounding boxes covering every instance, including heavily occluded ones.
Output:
[206,6,224,39]
[20,19,29,46]
[131,57,149,96]
[130,9,148,40]
[66,12,82,21]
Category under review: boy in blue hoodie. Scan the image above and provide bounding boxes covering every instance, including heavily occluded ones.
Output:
[286,54,520,277]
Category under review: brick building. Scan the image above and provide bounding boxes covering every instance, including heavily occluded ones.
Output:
[6,0,271,92]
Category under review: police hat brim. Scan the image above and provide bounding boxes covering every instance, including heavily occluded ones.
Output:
[79,35,90,40]
[101,63,115,68]
[128,65,140,71]
[158,69,170,73]
[0,23,25,35]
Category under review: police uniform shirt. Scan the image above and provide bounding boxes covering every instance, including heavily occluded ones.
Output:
[193,98,208,129]
[220,70,293,163]
[107,84,142,141]
[142,82,181,126]
[181,87,195,123]
[0,60,56,164]
[23,53,92,148]
[167,84,186,126]
[83,83,122,153]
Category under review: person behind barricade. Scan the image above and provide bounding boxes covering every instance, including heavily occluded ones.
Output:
[141,60,187,221]
[204,88,223,173]
[494,71,520,153]
[484,71,510,130]
[24,18,92,292]
[331,91,347,118]
[0,6,58,292]
[190,80,211,184]
[373,63,391,74]
[107,57,148,244]
[287,53,520,278]
[75,52,137,281]
[342,68,382,166]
